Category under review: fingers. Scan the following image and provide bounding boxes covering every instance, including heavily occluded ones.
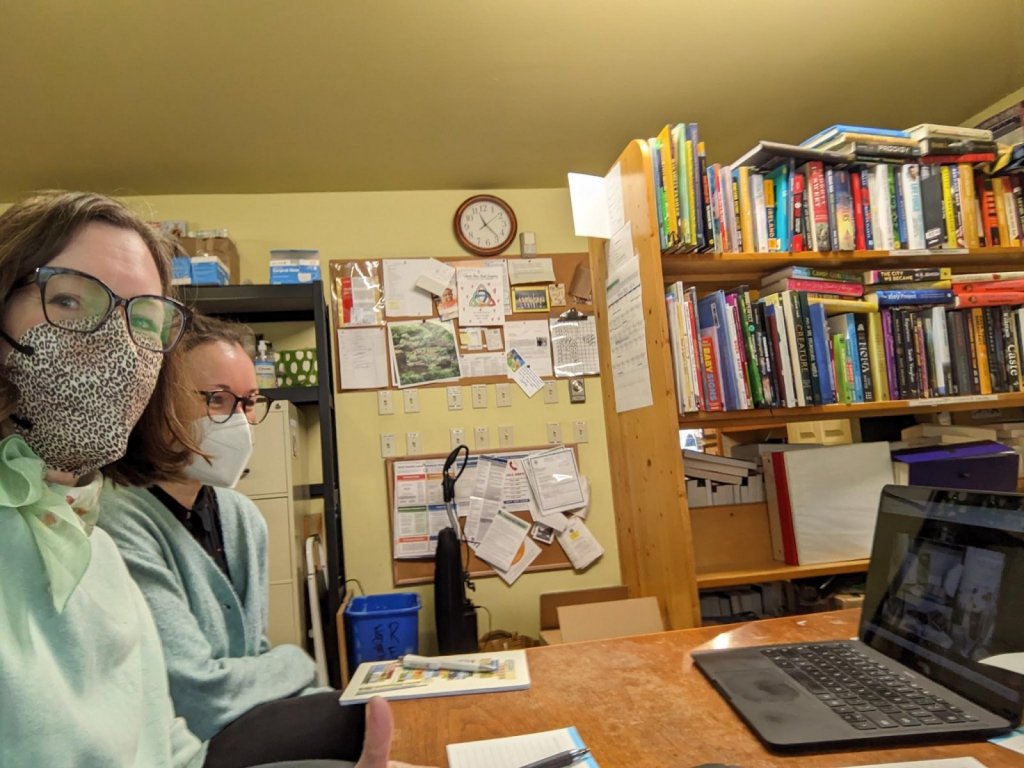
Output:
[354,697,393,768]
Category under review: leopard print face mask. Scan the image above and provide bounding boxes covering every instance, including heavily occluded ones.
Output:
[3,314,163,476]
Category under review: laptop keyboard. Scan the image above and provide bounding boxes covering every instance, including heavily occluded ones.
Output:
[761,643,979,731]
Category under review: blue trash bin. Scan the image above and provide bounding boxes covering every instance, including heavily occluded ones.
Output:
[344,592,421,672]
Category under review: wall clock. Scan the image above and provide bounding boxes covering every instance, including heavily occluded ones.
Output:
[453,195,518,257]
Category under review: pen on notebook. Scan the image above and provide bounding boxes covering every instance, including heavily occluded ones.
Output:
[399,653,498,673]
[517,747,591,768]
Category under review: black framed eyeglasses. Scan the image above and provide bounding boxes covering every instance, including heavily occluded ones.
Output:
[197,389,273,425]
[26,266,191,352]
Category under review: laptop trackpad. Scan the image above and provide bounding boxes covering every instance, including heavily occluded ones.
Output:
[724,668,803,703]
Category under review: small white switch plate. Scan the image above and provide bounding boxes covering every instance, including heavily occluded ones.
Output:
[573,420,589,443]
[498,425,514,448]
[546,422,562,444]
[543,381,558,404]
[406,431,421,454]
[380,432,396,457]
[471,384,488,409]
[377,390,394,415]
[450,428,465,449]
[446,386,463,411]
[473,426,490,449]
[495,383,512,408]
[403,389,420,413]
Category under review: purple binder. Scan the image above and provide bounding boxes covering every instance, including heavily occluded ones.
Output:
[892,440,1019,492]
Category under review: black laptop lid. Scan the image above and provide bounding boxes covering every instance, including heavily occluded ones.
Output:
[860,484,1024,722]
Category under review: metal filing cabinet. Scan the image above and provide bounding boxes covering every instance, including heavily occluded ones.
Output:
[235,400,309,647]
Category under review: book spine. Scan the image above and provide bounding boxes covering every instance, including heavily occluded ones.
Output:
[947,310,965,395]
[994,177,1012,246]
[940,165,957,249]
[959,163,980,248]
[851,169,867,250]
[685,287,705,409]
[1002,306,1021,392]
[964,310,981,394]
[881,308,899,399]
[752,174,769,253]
[834,169,855,251]
[870,165,893,250]
[769,453,799,565]
[809,303,837,404]
[891,309,908,398]
[913,312,929,398]
[1001,178,1020,245]
[954,291,1024,308]
[752,301,776,406]
[796,292,822,405]
[764,177,778,252]
[955,279,1024,293]
[892,166,908,248]
[984,308,1006,393]
[864,267,950,284]
[699,330,725,411]
[931,305,951,397]
[678,132,693,247]
[737,167,755,253]
[950,164,965,247]
[736,289,765,407]
[979,175,1001,247]
[900,310,919,398]
[790,169,806,252]
[689,125,706,250]
[1012,177,1024,244]
[867,311,889,400]
[771,278,864,297]
[855,314,874,402]
[825,165,839,252]
[833,331,852,403]
[764,303,793,407]
[971,308,993,395]
[871,289,955,306]
[859,168,875,250]
[698,140,714,252]
[919,164,945,249]
[768,266,861,282]
[725,294,752,408]
[728,168,742,252]
[901,164,926,249]
[787,293,813,406]
[806,162,829,252]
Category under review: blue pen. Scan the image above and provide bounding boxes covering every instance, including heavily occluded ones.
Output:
[518,747,591,768]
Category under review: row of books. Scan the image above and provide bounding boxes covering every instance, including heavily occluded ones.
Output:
[649,121,1024,254]
[666,267,1024,413]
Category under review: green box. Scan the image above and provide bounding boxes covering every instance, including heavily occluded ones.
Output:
[274,348,319,387]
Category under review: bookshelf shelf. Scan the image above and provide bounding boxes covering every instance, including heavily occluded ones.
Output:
[696,559,869,590]
[678,392,1024,428]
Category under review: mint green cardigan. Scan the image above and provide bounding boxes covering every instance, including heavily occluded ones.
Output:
[98,484,317,741]
[0,507,206,767]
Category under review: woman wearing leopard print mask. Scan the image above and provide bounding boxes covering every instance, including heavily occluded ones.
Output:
[0,191,415,768]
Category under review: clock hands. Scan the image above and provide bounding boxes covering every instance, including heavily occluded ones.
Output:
[478,214,502,237]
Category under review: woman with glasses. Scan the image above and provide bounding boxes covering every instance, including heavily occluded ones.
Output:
[100,314,382,765]
[0,191,423,768]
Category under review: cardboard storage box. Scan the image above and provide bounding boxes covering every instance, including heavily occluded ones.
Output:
[270,249,321,284]
[176,235,240,283]
[190,256,230,286]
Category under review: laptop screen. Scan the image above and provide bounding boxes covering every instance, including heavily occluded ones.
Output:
[860,484,1024,721]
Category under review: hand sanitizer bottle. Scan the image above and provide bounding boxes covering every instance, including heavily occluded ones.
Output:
[255,339,278,389]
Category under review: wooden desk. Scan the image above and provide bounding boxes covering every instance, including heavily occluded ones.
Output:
[389,610,1019,767]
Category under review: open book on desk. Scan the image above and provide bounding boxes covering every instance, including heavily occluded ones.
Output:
[447,726,599,768]
[339,649,529,705]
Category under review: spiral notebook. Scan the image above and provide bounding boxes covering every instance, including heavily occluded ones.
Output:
[447,727,598,768]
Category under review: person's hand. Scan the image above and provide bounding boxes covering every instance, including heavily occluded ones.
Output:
[355,697,436,768]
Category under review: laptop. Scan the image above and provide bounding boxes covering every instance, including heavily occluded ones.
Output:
[693,484,1024,751]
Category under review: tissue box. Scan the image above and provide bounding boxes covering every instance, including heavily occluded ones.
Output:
[270,250,321,284]
[176,235,240,283]
[190,256,230,286]
[171,256,192,285]
[275,349,319,387]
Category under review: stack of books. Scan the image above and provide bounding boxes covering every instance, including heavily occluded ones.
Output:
[683,449,764,508]
[647,120,1024,253]
[665,266,1024,413]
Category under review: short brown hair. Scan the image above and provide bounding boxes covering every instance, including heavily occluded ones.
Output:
[183,313,255,356]
[0,190,201,484]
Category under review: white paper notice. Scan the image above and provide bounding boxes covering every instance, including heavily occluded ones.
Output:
[501,457,532,513]
[605,162,625,233]
[504,320,553,377]
[606,220,635,275]
[506,348,544,397]
[523,446,584,515]
[484,327,503,351]
[557,516,604,570]
[494,537,542,586]
[337,327,389,390]
[507,258,556,285]
[457,264,506,326]
[567,172,611,239]
[413,258,456,297]
[606,255,653,413]
[475,509,531,572]
[383,259,434,318]
[549,315,599,377]
[458,352,506,379]
[463,497,501,548]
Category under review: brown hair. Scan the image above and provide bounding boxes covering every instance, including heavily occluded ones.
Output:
[0,190,201,484]
[183,313,255,356]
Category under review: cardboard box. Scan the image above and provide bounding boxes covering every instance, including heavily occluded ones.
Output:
[270,250,321,285]
[275,348,318,387]
[556,597,664,644]
[176,236,240,283]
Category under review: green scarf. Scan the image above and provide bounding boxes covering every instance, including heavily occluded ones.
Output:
[0,435,100,612]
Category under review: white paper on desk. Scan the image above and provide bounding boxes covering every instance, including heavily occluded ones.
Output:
[494,537,542,585]
[992,726,1024,756]
[507,348,544,397]
[840,759,989,768]
[457,264,506,326]
[507,258,556,285]
[448,726,598,768]
[458,352,506,379]
[383,259,434,317]
[475,509,531,572]
[337,327,389,390]
[549,315,599,377]
[606,254,653,413]
[522,446,584,515]
[558,516,603,570]
[414,258,456,297]
[504,320,552,377]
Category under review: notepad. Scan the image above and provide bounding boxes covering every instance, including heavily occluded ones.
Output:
[447,726,599,768]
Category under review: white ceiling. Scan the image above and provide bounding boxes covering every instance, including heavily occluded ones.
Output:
[2,1,1022,199]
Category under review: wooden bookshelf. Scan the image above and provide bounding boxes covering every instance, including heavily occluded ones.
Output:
[588,139,1019,632]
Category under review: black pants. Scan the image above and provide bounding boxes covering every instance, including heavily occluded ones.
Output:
[204,692,365,768]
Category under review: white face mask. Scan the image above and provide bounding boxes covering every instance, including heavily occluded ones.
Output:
[184,413,253,488]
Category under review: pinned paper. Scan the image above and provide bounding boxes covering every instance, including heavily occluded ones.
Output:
[494,537,542,585]
[568,173,611,238]
[504,320,553,378]
[458,352,506,378]
[414,258,457,297]
[475,509,531,572]
[557,516,603,571]
[507,258,555,286]
[337,327,389,390]
[457,264,506,326]
[506,348,543,397]
[383,259,434,317]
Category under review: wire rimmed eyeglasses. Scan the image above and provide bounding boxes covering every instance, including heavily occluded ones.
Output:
[197,389,273,425]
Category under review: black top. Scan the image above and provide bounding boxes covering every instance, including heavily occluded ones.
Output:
[149,484,231,579]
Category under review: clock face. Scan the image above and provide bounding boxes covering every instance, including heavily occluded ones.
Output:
[454,195,517,256]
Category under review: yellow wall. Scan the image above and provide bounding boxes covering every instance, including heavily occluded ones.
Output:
[120,188,620,651]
